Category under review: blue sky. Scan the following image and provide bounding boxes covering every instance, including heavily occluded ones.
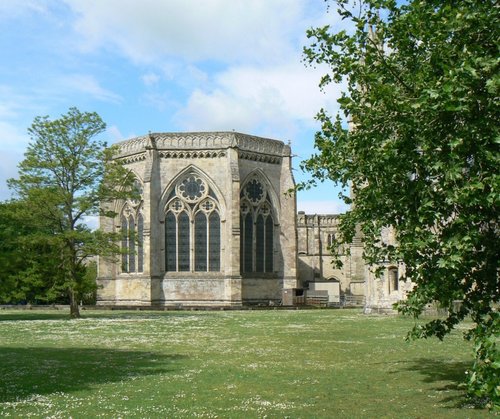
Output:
[0,0,349,214]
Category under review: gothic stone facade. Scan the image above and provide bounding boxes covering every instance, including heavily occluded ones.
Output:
[363,227,413,313]
[97,132,297,307]
[296,213,365,296]
[97,131,411,311]
[296,216,412,310]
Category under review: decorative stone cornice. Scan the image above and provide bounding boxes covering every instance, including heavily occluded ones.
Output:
[297,213,340,226]
[158,150,226,159]
[121,152,147,164]
[113,131,290,160]
[238,151,282,164]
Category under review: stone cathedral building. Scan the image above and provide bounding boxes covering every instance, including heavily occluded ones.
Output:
[97,131,411,311]
[98,132,297,307]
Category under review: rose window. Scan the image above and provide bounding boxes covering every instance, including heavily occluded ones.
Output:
[244,179,264,204]
[178,175,207,202]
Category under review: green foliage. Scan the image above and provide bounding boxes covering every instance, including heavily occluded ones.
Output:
[303,0,499,408]
[7,108,135,317]
[79,261,98,305]
[465,311,500,410]
[0,199,66,304]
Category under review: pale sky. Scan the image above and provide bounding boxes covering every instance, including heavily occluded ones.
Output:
[0,0,349,215]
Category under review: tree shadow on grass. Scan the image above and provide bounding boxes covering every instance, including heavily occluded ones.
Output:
[0,346,186,403]
[0,311,72,321]
[0,310,221,322]
[394,358,472,408]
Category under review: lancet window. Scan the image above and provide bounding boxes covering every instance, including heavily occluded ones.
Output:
[164,173,221,272]
[326,233,335,250]
[121,206,144,274]
[240,177,275,274]
[388,266,399,292]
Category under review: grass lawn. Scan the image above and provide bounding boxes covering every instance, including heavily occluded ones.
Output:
[0,308,491,418]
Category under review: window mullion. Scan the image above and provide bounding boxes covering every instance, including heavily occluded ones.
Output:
[263,215,266,272]
[240,213,244,273]
[121,216,128,273]
[252,213,256,272]
[206,213,209,272]
[190,214,194,272]
[175,213,179,272]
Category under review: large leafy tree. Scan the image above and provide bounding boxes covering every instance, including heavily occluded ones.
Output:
[8,108,135,318]
[303,0,499,408]
[0,198,99,305]
[0,199,61,304]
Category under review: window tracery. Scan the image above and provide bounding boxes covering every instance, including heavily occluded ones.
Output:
[240,177,275,274]
[165,173,221,272]
[325,233,336,251]
[120,203,144,274]
[130,180,143,206]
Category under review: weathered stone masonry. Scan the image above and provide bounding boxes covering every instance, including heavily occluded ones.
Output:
[97,132,297,307]
[97,131,411,311]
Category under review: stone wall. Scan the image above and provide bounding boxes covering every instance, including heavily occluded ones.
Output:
[296,213,364,296]
[97,132,297,307]
[97,131,411,311]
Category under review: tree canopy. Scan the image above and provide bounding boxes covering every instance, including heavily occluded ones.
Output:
[0,198,99,306]
[8,108,135,317]
[0,199,62,304]
[303,0,499,408]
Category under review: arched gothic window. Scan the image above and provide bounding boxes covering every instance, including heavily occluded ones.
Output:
[120,207,144,274]
[137,214,144,272]
[388,267,399,292]
[326,233,335,250]
[164,173,221,272]
[240,177,275,274]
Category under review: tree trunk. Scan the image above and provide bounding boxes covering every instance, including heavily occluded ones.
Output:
[69,288,80,318]
[67,234,81,319]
